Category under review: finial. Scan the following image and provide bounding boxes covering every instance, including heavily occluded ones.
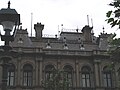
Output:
[102,26,105,34]
[8,1,11,8]
[87,15,89,26]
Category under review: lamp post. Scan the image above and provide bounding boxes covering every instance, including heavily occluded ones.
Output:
[0,1,20,90]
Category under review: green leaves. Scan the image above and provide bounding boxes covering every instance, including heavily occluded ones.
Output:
[106,0,120,29]
[114,1,120,7]
[106,11,112,17]
[42,69,70,90]
[110,38,120,46]
[107,18,114,23]
[111,20,118,27]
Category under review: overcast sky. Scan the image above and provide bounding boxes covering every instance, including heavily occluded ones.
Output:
[0,0,119,39]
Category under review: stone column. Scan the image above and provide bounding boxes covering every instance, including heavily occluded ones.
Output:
[16,57,21,90]
[35,60,39,86]
[35,56,43,90]
[94,59,101,88]
[75,60,79,88]
[39,57,43,86]
[57,59,61,69]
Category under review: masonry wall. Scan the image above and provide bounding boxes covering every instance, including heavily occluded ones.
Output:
[0,47,119,90]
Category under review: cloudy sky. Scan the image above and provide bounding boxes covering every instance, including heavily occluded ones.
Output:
[0,0,119,40]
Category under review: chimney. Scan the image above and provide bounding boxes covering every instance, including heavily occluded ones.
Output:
[82,25,93,42]
[98,33,111,50]
[34,23,44,38]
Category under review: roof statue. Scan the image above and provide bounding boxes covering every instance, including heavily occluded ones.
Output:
[8,1,11,9]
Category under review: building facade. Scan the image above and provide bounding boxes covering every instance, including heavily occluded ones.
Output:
[0,3,120,90]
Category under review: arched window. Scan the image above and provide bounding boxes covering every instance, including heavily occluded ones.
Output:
[7,64,15,86]
[81,66,91,87]
[118,69,120,82]
[23,64,33,86]
[103,66,112,87]
[45,65,55,80]
[63,65,73,87]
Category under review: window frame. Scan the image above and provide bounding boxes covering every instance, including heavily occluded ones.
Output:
[63,65,73,87]
[7,64,15,86]
[45,65,55,81]
[103,66,112,87]
[23,64,33,87]
[81,66,91,88]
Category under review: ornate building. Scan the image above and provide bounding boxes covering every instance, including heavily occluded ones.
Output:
[0,2,120,90]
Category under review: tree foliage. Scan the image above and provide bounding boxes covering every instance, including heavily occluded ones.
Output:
[108,34,120,62]
[106,0,120,28]
[42,69,70,90]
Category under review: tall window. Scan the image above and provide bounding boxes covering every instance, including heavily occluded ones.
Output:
[63,65,73,87]
[45,65,55,80]
[81,66,91,87]
[118,69,120,82]
[103,66,112,87]
[23,64,33,86]
[7,64,15,86]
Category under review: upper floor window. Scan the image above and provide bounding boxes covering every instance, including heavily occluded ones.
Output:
[103,66,112,87]
[118,69,120,82]
[63,65,73,87]
[7,64,15,86]
[81,66,91,87]
[45,65,55,80]
[23,64,33,87]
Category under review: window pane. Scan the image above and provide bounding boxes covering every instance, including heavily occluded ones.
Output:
[23,64,33,86]
[68,73,71,78]
[86,78,90,87]
[68,73,72,87]
[103,73,112,87]
[103,74,106,78]
[82,74,85,78]
[10,76,14,86]
[23,71,32,86]
[7,71,15,86]
[82,78,86,87]
[86,74,90,79]
[108,78,112,87]
[82,73,90,87]
[104,79,107,87]
[23,72,27,86]
[45,73,49,80]
[63,65,73,87]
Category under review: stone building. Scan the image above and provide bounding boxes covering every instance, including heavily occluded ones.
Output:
[0,2,120,90]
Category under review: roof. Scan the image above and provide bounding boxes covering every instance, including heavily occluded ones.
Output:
[0,8,18,14]
[0,1,18,14]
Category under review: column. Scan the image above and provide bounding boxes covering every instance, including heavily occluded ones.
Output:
[39,57,43,86]
[57,59,61,69]
[75,59,79,88]
[35,60,39,86]
[16,57,21,90]
[35,56,43,90]
[94,59,101,87]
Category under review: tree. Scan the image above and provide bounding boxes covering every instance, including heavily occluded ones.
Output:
[108,33,120,62]
[42,69,70,90]
[106,0,120,28]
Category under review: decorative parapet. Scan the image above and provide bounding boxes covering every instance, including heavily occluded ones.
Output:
[12,47,109,57]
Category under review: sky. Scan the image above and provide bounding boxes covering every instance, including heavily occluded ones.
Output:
[0,0,119,43]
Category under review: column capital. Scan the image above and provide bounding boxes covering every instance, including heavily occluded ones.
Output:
[94,59,101,63]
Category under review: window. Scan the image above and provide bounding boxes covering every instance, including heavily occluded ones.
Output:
[23,64,33,86]
[103,66,112,87]
[81,66,91,87]
[7,64,15,86]
[63,65,73,87]
[45,65,55,80]
[118,69,120,82]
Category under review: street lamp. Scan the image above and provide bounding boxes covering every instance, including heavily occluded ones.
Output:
[0,1,20,46]
[0,1,20,90]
